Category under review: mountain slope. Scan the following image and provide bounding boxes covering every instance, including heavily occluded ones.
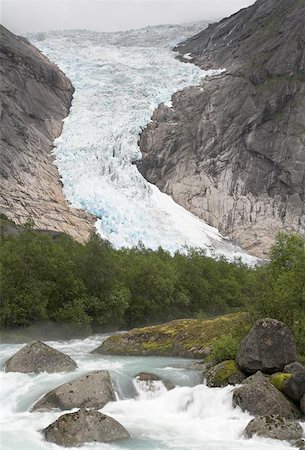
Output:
[0,25,94,241]
[138,0,305,257]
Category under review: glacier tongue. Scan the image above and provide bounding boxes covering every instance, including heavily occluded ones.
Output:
[29,25,257,264]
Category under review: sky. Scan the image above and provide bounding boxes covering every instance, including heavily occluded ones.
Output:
[0,0,255,35]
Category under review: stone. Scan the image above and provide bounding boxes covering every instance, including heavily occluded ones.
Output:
[43,409,130,447]
[284,362,305,375]
[138,0,305,258]
[232,371,301,419]
[204,360,245,387]
[31,370,115,411]
[236,318,297,374]
[5,341,77,373]
[135,372,175,391]
[283,372,305,402]
[244,415,303,442]
[0,25,94,242]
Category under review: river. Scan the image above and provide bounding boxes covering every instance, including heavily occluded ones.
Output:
[0,335,296,450]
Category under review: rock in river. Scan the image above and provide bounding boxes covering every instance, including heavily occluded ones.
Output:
[244,415,303,442]
[43,408,130,447]
[31,370,115,411]
[5,340,77,373]
[232,371,301,419]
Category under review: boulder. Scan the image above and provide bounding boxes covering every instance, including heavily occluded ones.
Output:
[43,409,130,447]
[233,371,301,419]
[284,362,305,375]
[5,341,77,373]
[282,372,305,402]
[204,360,245,387]
[237,318,297,374]
[244,415,303,442]
[301,394,305,414]
[135,372,174,391]
[31,370,115,412]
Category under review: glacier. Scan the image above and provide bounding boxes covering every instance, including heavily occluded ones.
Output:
[29,23,257,264]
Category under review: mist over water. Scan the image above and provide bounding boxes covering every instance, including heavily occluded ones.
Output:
[0,335,299,450]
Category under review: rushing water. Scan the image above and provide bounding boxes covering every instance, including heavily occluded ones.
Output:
[28,25,256,264]
[0,335,299,450]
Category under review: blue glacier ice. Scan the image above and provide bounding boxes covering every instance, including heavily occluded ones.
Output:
[29,23,257,264]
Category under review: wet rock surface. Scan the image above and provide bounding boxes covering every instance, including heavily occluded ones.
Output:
[43,408,130,447]
[31,370,115,411]
[204,360,245,387]
[244,415,303,442]
[5,340,77,373]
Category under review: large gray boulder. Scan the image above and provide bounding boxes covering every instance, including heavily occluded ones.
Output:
[244,415,303,442]
[282,372,305,402]
[31,370,115,411]
[43,409,130,447]
[232,371,301,419]
[5,341,77,373]
[236,318,297,374]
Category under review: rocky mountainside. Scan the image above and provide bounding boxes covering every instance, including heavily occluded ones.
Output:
[138,0,305,257]
[0,25,94,241]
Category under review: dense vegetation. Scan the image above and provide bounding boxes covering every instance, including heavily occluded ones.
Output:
[0,216,304,355]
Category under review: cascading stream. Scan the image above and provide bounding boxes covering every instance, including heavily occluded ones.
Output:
[28,24,256,264]
[0,336,299,450]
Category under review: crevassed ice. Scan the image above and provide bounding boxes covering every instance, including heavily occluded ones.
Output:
[29,24,257,264]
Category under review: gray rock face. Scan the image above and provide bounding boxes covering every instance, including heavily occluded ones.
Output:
[284,362,305,375]
[232,371,301,419]
[283,372,305,402]
[43,408,130,447]
[0,25,94,241]
[237,318,297,374]
[5,341,77,373]
[138,0,305,258]
[244,415,303,442]
[31,370,115,411]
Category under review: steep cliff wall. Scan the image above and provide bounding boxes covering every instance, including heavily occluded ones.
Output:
[0,26,94,241]
[138,0,305,257]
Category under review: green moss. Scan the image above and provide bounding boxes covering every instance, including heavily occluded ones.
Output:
[94,312,250,358]
[206,360,241,387]
[270,373,291,391]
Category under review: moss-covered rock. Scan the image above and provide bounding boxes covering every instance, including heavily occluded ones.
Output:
[270,373,292,392]
[93,313,250,358]
[204,360,246,387]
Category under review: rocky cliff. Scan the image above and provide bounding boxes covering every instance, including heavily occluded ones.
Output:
[138,0,305,257]
[0,25,94,241]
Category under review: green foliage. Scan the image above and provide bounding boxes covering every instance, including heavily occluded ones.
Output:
[0,222,304,356]
[209,333,239,363]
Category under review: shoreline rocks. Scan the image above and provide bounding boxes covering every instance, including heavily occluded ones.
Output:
[232,371,301,419]
[237,318,297,374]
[5,340,77,373]
[31,370,115,412]
[244,415,303,442]
[204,360,245,388]
[43,409,130,447]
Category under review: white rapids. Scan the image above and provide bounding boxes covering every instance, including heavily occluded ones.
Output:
[0,335,299,450]
[28,23,257,264]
